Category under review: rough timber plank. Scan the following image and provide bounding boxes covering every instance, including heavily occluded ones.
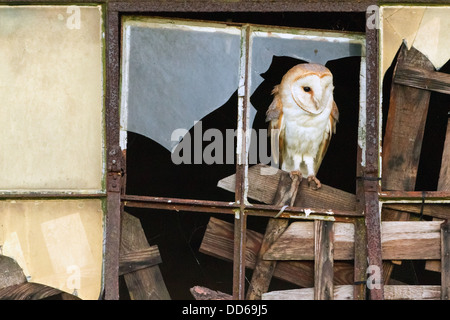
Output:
[438,118,450,191]
[264,222,354,260]
[314,220,334,300]
[426,117,450,272]
[121,212,170,300]
[218,164,356,211]
[0,282,80,300]
[200,217,354,287]
[394,67,450,95]
[262,285,441,300]
[441,222,450,300]
[247,172,298,300]
[382,43,434,191]
[263,221,442,260]
[190,286,232,300]
[119,246,162,275]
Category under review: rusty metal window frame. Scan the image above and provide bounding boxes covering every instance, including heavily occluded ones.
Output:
[112,8,370,300]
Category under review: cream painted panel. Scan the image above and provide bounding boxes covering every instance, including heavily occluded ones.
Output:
[0,6,104,192]
[0,199,104,300]
[381,6,450,76]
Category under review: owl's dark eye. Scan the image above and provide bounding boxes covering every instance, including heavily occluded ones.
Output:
[303,86,311,92]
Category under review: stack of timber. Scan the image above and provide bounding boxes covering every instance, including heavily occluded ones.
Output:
[198,43,450,300]
[120,212,170,300]
[0,255,80,300]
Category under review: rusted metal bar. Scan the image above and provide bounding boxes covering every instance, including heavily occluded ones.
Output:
[104,8,121,301]
[121,194,361,219]
[364,10,383,300]
[108,0,373,13]
[233,25,251,300]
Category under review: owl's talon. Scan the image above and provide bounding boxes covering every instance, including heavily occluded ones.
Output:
[289,171,302,180]
[307,176,321,190]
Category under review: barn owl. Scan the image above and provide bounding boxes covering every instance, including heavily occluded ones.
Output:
[266,63,339,190]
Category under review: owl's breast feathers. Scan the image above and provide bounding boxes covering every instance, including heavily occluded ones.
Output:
[265,74,339,173]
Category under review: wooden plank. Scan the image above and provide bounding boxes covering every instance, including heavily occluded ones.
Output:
[0,282,80,300]
[246,218,289,300]
[382,43,435,191]
[381,221,441,260]
[441,222,450,300]
[264,222,354,260]
[394,66,450,95]
[383,204,450,220]
[264,285,353,300]
[262,285,441,300]
[438,118,450,191]
[121,212,170,300]
[119,246,162,275]
[247,172,298,300]
[263,221,442,261]
[218,164,357,212]
[190,286,232,300]
[353,218,367,300]
[199,217,354,287]
[314,220,334,300]
[426,118,450,272]
[381,207,410,283]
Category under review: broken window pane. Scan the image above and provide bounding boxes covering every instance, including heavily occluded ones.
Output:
[0,6,104,193]
[121,18,242,152]
[121,18,365,198]
[249,28,365,193]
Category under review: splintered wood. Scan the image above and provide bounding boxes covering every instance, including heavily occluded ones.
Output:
[382,43,435,191]
[314,220,334,300]
[262,285,441,300]
[199,217,354,288]
[120,212,170,300]
[246,172,298,300]
[217,164,356,212]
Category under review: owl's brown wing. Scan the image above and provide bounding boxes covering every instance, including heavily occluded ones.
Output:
[314,100,339,173]
[266,85,285,165]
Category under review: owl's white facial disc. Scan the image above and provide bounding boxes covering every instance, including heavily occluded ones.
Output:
[291,74,333,115]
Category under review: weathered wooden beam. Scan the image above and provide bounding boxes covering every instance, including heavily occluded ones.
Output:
[190,286,232,300]
[199,217,354,287]
[438,118,450,191]
[264,222,354,260]
[314,220,334,300]
[441,222,450,300]
[263,221,442,261]
[246,172,298,300]
[262,285,441,300]
[119,246,162,276]
[218,164,357,212]
[383,204,450,220]
[121,212,170,300]
[0,282,80,300]
[394,66,450,95]
[382,43,435,191]
[425,117,450,272]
